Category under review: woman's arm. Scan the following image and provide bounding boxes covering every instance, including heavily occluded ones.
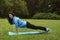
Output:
[14,20,19,34]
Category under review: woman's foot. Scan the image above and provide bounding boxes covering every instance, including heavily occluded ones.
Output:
[45,28,50,33]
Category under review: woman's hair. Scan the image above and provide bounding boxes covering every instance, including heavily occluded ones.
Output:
[8,12,15,25]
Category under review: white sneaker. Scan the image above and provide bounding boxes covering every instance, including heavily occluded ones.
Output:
[45,28,50,33]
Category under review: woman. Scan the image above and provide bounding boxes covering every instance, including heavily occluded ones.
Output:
[8,12,50,33]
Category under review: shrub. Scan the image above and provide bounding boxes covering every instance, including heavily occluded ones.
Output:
[32,13,60,19]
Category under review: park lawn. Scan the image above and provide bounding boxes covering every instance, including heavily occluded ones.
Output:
[0,19,60,40]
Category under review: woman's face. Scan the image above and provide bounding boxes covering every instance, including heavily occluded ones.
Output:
[9,14,13,19]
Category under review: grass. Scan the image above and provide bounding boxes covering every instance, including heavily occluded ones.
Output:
[0,19,60,40]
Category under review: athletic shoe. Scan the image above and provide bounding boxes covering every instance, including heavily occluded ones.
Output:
[45,28,50,33]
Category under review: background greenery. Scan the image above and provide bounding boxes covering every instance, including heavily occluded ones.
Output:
[0,0,60,19]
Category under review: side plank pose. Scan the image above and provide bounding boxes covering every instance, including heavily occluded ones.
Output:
[8,12,50,33]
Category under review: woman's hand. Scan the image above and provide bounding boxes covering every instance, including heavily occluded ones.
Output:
[16,28,18,35]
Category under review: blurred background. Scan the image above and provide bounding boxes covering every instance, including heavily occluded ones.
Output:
[0,0,60,19]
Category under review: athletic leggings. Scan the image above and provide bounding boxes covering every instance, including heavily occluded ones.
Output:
[27,22,46,31]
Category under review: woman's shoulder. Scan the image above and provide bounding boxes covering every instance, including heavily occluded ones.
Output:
[13,16,20,20]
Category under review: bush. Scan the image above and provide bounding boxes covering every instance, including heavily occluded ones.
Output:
[32,13,60,19]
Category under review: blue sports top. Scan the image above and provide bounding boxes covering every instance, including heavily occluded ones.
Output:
[12,16,27,28]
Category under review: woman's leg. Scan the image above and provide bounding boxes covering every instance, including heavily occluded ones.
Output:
[27,22,46,31]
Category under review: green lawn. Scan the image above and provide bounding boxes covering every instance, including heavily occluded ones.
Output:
[0,19,60,40]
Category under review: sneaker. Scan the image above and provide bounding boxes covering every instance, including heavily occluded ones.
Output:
[45,28,50,33]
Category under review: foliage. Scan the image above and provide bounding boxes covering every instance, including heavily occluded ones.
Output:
[32,13,60,19]
[0,0,60,19]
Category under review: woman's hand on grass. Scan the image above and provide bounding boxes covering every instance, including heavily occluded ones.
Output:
[16,28,18,35]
